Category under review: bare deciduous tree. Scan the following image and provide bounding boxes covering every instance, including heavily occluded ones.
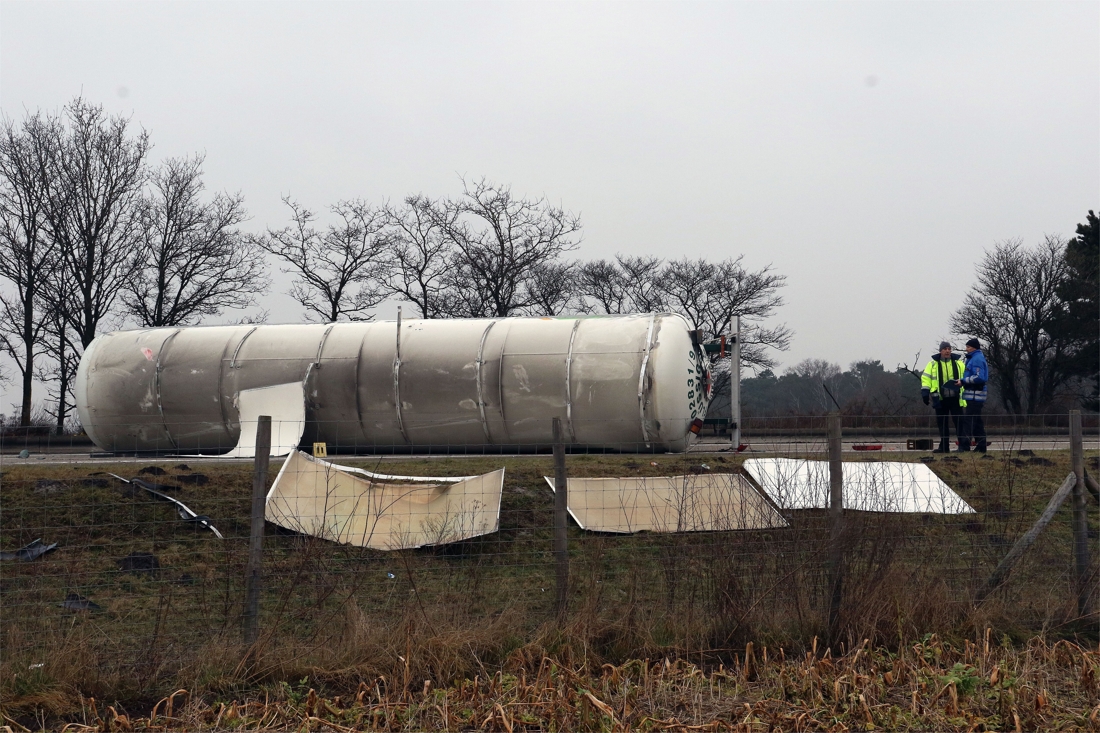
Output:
[578,258,629,314]
[440,178,581,317]
[522,260,585,316]
[124,155,267,327]
[578,254,666,314]
[950,236,1072,414]
[662,256,791,370]
[39,97,150,349]
[382,194,455,318]
[661,257,716,327]
[618,255,667,313]
[0,110,55,425]
[254,197,389,322]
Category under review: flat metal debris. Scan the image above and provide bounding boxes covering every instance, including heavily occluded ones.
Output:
[107,474,225,538]
[335,465,479,483]
[265,450,504,550]
[543,474,788,533]
[742,458,976,514]
[1,538,58,562]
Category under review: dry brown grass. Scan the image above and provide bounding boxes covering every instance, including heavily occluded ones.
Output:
[4,630,1099,731]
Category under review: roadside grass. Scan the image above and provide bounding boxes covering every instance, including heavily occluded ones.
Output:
[0,448,1096,729]
[4,632,1099,731]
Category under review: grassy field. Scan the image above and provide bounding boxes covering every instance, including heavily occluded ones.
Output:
[0,448,1097,729]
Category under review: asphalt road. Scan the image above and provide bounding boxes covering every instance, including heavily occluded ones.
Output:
[3,435,1096,467]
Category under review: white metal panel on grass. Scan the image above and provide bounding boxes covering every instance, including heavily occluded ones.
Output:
[741,458,975,514]
[265,451,504,550]
[544,473,789,533]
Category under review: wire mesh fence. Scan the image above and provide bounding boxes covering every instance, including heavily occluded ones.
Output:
[1,413,1097,698]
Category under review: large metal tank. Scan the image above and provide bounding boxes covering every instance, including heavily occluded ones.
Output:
[75,314,710,453]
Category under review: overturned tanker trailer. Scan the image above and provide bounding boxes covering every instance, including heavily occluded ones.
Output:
[75,313,711,454]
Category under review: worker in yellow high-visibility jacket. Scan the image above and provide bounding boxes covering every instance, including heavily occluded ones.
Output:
[921,341,968,453]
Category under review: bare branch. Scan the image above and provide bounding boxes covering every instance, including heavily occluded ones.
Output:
[522,260,587,316]
[124,154,267,327]
[253,196,389,322]
[381,194,455,318]
[38,97,150,349]
[439,177,582,317]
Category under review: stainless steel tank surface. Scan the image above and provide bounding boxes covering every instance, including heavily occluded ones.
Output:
[75,314,710,453]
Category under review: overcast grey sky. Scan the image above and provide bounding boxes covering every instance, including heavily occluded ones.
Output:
[2,1,1097,377]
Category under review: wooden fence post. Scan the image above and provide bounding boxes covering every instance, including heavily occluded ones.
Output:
[731,315,741,450]
[827,412,844,638]
[244,415,272,645]
[979,472,1078,603]
[1070,410,1090,616]
[552,417,569,620]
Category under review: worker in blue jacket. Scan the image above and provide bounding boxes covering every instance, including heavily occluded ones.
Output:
[959,338,988,453]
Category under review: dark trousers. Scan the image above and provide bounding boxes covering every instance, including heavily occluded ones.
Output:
[960,401,987,451]
[935,400,963,450]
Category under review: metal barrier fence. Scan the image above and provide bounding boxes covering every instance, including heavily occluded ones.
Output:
[1,413,1097,694]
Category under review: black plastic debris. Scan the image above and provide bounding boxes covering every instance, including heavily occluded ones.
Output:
[176,473,209,485]
[33,479,67,495]
[117,552,160,575]
[139,466,167,476]
[0,538,58,562]
[920,456,936,463]
[1028,456,1055,466]
[81,477,110,488]
[173,464,192,471]
[60,592,103,613]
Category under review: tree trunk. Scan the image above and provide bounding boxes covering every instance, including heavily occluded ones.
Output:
[19,360,32,427]
[55,333,68,436]
[20,294,36,426]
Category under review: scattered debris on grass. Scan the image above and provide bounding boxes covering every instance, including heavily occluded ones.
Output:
[32,479,66,495]
[117,552,160,575]
[0,538,58,562]
[58,592,102,613]
[107,473,224,539]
